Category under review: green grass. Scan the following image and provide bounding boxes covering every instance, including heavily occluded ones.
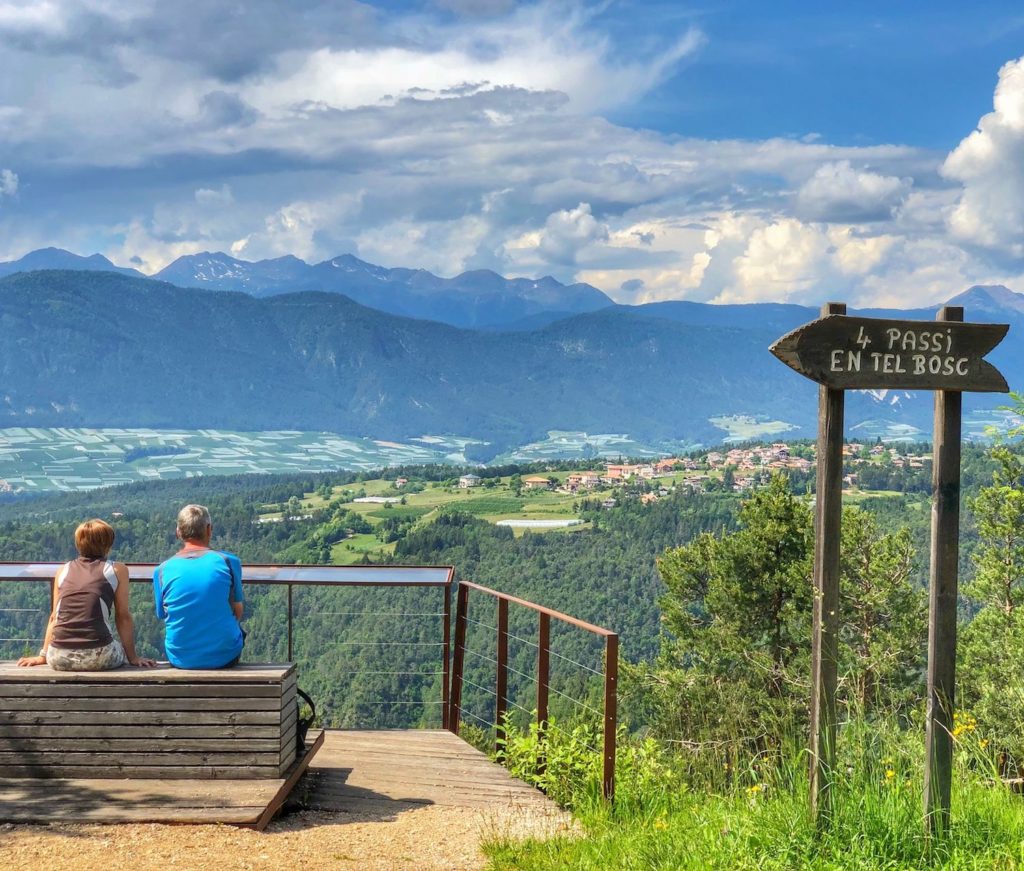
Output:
[486,778,1024,870]
[483,719,1024,871]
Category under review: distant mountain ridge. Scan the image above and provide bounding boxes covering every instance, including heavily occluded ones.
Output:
[0,248,145,280]
[0,247,614,328]
[153,251,613,328]
[0,270,1021,452]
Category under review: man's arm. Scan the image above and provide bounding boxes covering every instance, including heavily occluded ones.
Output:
[228,554,244,621]
[152,566,166,619]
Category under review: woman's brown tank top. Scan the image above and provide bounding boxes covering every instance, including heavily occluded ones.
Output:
[51,558,118,649]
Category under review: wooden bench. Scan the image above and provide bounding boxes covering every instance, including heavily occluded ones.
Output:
[0,662,298,779]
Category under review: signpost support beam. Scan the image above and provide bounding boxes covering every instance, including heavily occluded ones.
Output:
[809,301,846,828]
[924,305,964,838]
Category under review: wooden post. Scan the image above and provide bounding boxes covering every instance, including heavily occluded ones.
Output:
[495,598,509,753]
[603,633,618,801]
[809,301,846,827]
[448,584,469,735]
[441,583,451,730]
[536,612,550,776]
[924,305,964,838]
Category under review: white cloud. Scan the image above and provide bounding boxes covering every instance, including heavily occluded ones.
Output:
[195,184,233,207]
[795,160,909,222]
[3,4,1024,310]
[718,218,834,304]
[245,8,702,119]
[943,56,1024,257]
[536,203,608,265]
[0,168,17,197]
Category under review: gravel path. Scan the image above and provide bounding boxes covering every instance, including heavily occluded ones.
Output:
[0,803,573,871]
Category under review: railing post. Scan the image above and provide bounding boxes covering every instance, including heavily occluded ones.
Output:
[603,633,618,802]
[287,584,294,661]
[442,583,452,730]
[495,598,508,754]
[537,612,550,775]
[448,583,469,735]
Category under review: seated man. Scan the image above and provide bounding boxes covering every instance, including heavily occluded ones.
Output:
[153,504,245,669]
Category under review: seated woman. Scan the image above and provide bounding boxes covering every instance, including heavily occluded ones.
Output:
[17,519,156,670]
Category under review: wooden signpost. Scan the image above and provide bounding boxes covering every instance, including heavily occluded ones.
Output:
[770,303,1009,836]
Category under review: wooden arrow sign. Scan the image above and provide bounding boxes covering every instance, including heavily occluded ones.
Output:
[770,314,1009,392]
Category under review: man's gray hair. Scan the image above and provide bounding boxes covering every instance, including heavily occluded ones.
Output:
[177,504,212,541]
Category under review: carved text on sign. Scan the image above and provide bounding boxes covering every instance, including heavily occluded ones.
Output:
[770,315,1008,392]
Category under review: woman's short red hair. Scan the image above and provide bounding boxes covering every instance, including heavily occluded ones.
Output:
[75,519,115,559]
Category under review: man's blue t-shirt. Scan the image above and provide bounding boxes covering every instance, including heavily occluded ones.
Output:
[153,548,244,669]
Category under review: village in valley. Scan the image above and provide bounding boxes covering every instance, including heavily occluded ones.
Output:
[451,440,931,501]
[267,438,938,560]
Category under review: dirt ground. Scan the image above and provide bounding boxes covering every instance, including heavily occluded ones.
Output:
[0,803,573,871]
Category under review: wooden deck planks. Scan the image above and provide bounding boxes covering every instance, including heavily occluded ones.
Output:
[303,730,559,812]
[0,729,559,825]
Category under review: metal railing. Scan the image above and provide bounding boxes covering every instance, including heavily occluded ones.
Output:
[448,580,618,800]
[0,562,455,727]
[0,563,618,798]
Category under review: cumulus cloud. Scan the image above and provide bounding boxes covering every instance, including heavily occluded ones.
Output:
[536,203,609,265]
[943,56,1024,257]
[0,168,17,197]
[3,3,1024,309]
[795,160,909,222]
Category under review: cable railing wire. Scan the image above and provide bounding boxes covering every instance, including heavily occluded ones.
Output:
[326,640,444,647]
[546,684,604,719]
[462,678,498,698]
[335,670,444,677]
[464,616,497,633]
[461,708,497,730]
[460,647,498,668]
[503,629,539,649]
[547,646,605,677]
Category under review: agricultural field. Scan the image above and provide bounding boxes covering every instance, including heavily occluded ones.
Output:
[0,428,478,493]
[262,473,617,559]
[493,430,695,463]
[0,427,697,494]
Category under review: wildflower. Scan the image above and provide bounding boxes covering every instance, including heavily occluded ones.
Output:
[654,818,668,830]
[747,783,763,794]
[885,769,895,781]
[981,739,990,749]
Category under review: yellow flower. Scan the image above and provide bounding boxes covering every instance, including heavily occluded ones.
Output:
[952,725,965,738]
[747,783,763,794]
[885,769,895,780]
[654,819,668,830]
[981,739,990,749]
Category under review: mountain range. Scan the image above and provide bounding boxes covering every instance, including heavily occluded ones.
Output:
[0,248,611,329]
[0,251,1020,452]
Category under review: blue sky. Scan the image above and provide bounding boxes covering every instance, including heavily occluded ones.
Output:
[1,0,1024,307]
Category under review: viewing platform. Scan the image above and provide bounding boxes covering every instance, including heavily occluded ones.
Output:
[0,562,613,832]
[0,728,553,828]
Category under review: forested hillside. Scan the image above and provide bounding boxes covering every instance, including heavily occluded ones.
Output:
[2,270,1022,452]
[0,444,997,729]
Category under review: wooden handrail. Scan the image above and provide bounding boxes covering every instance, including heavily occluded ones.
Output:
[447,579,618,801]
[457,580,616,636]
